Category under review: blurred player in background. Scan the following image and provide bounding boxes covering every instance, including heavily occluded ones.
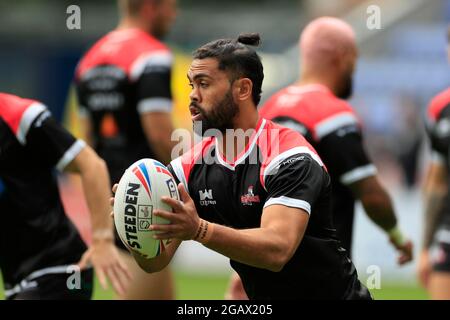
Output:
[261,17,413,259]
[0,93,130,299]
[119,33,372,299]
[74,0,178,299]
[227,17,413,300]
[418,26,450,300]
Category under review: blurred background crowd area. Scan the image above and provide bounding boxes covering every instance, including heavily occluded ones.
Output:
[1,0,449,188]
[1,0,450,289]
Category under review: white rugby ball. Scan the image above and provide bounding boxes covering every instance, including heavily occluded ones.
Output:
[113,158,179,258]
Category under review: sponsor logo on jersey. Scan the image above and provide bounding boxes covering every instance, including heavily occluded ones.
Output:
[282,155,305,167]
[241,185,260,206]
[199,189,216,206]
[87,92,124,111]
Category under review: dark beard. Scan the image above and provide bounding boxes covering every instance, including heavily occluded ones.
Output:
[192,91,240,136]
[337,73,353,100]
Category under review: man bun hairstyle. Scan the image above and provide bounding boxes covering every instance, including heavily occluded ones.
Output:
[193,33,264,106]
[237,33,261,47]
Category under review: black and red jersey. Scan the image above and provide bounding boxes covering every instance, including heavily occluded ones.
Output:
[168,118,368,299]
[0,93,86,293]
[425,87,450,230]
[260,84,376,255]
[75,28,174,183]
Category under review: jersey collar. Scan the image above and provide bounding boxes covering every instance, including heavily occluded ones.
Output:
[214,118,267,170]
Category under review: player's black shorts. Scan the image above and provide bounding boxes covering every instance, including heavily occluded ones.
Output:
[343,275,373,300]
[430,228,450,273]
[6,268,93,300]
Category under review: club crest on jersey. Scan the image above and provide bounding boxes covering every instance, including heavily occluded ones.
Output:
[132,163,152,199]
[241,185,260,206]
[199,189,216,206]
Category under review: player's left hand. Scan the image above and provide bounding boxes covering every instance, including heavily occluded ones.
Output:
[78,238,132,297]
[151,183,201,241]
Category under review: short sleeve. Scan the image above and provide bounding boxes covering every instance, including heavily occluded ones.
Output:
[26,109,86,172]
[133,52,173,114]
[318,125,377,185]
[264,154,327,215]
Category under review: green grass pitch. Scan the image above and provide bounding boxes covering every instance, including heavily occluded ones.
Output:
[0,271,429,300]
